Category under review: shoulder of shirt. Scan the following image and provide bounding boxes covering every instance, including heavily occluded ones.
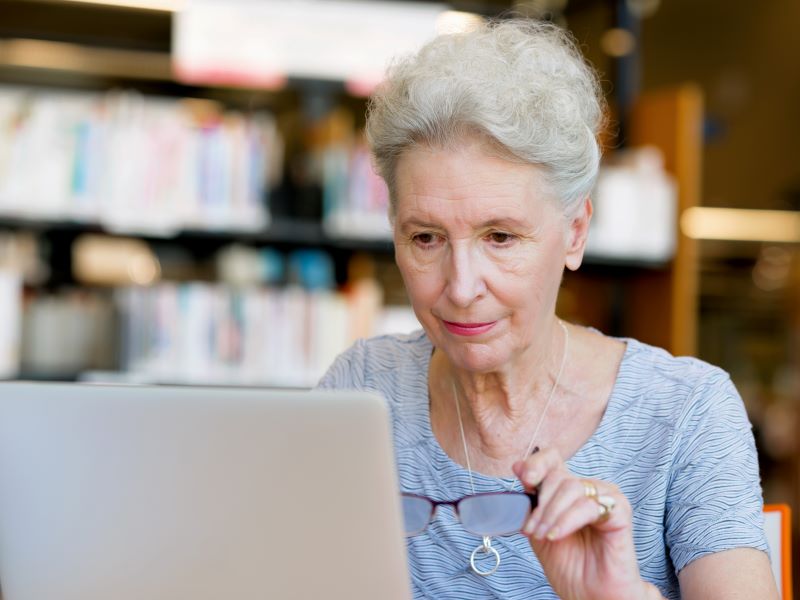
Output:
[319,331,430,414]
[621,336,740,421]
[347,329,430,370]
[317,329,430,390]
[625,336,727,384]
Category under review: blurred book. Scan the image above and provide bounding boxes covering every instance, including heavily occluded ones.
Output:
[118,282,349,387]
[0,87,281,235]
[322,138,392,240]
[115,278,417,387]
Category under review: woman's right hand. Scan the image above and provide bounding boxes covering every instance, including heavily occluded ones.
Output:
[512,448,662,600]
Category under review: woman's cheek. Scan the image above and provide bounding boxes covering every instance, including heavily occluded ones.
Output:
[398,250,443,286]
[483,240,537,271]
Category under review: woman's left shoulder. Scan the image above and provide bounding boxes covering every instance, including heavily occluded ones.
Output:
[626,336,728,381]
[577,327,730,398]
[618,336,744,421]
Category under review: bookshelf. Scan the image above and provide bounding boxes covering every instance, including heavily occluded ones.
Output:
[0,1,702,386]
[0,76,399,384]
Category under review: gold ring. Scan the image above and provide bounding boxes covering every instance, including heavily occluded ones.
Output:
[583,481,598,499]
[595,495,616,523]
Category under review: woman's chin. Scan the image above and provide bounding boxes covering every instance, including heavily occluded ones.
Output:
[445,344,511,374]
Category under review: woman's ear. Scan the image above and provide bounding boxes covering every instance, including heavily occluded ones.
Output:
[564,198,593,272]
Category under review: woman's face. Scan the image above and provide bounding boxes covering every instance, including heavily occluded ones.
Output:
[393,138,589,374]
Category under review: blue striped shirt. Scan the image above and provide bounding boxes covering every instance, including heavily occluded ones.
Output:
[318,330,769,599]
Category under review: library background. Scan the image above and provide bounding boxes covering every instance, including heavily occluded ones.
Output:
[0,0,797,592]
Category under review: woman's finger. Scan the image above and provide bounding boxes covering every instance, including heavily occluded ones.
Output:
[539,493,607,541]
[513,448,570,535]
[545,484,631,541]
[512,447,563,489]
[523,476,587,539]
[522,467,569,536]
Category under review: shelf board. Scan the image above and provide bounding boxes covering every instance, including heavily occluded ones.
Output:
[35,0,178,12]
[0,37,349,99]
[0,38,173,81]
[580,253,672,270]
[0,214,395,253]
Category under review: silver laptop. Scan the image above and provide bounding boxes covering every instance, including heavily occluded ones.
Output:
[0,383,411,600]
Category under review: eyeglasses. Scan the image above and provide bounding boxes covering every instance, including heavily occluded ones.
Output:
[401,491,538,537]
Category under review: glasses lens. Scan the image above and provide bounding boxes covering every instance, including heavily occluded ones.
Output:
[457,493,533,536]
[401,494,435,536]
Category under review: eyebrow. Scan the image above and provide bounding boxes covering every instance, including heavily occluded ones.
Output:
[398,217,439,230]
[479,217,532,230]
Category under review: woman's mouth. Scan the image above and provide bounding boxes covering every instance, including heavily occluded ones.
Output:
[442,320,497,337]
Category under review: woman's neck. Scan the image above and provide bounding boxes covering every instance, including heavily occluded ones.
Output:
[429,320,569,474]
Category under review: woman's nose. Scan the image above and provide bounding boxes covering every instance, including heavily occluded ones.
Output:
[445,245,487,307]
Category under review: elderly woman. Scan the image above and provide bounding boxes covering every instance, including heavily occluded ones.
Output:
[318,19,776,600]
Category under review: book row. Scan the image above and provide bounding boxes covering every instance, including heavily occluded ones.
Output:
[116,281,416,387]
[0,87,281,234]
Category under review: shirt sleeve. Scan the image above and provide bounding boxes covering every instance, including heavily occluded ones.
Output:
[665,368,769,574]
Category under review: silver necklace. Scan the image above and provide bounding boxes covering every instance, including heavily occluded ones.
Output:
[452,319,569,576]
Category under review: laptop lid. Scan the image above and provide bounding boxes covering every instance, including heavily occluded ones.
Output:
[0,383,411,600]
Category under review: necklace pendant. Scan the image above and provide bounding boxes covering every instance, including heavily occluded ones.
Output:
[469,536,500,576]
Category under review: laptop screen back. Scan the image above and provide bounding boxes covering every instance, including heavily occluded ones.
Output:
[0,383,411,600]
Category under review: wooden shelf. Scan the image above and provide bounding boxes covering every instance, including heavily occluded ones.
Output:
[629,84,703,356]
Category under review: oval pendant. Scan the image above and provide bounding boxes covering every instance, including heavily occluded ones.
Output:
[469,536,500,576]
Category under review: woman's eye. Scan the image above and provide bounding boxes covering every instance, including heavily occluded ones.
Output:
[487,232,516,245]
[412,233,440,246]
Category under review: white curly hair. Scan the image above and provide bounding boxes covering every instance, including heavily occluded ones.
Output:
[366,18,606,217]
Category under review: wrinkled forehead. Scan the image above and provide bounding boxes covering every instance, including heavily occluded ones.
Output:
[394,161,563,243]
[393,139,560,226]
[390,130,561,220]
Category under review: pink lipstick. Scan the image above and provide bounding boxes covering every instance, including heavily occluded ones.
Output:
[442,320,497,336]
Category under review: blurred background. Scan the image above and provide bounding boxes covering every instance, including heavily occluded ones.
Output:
[0,0,797,591]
